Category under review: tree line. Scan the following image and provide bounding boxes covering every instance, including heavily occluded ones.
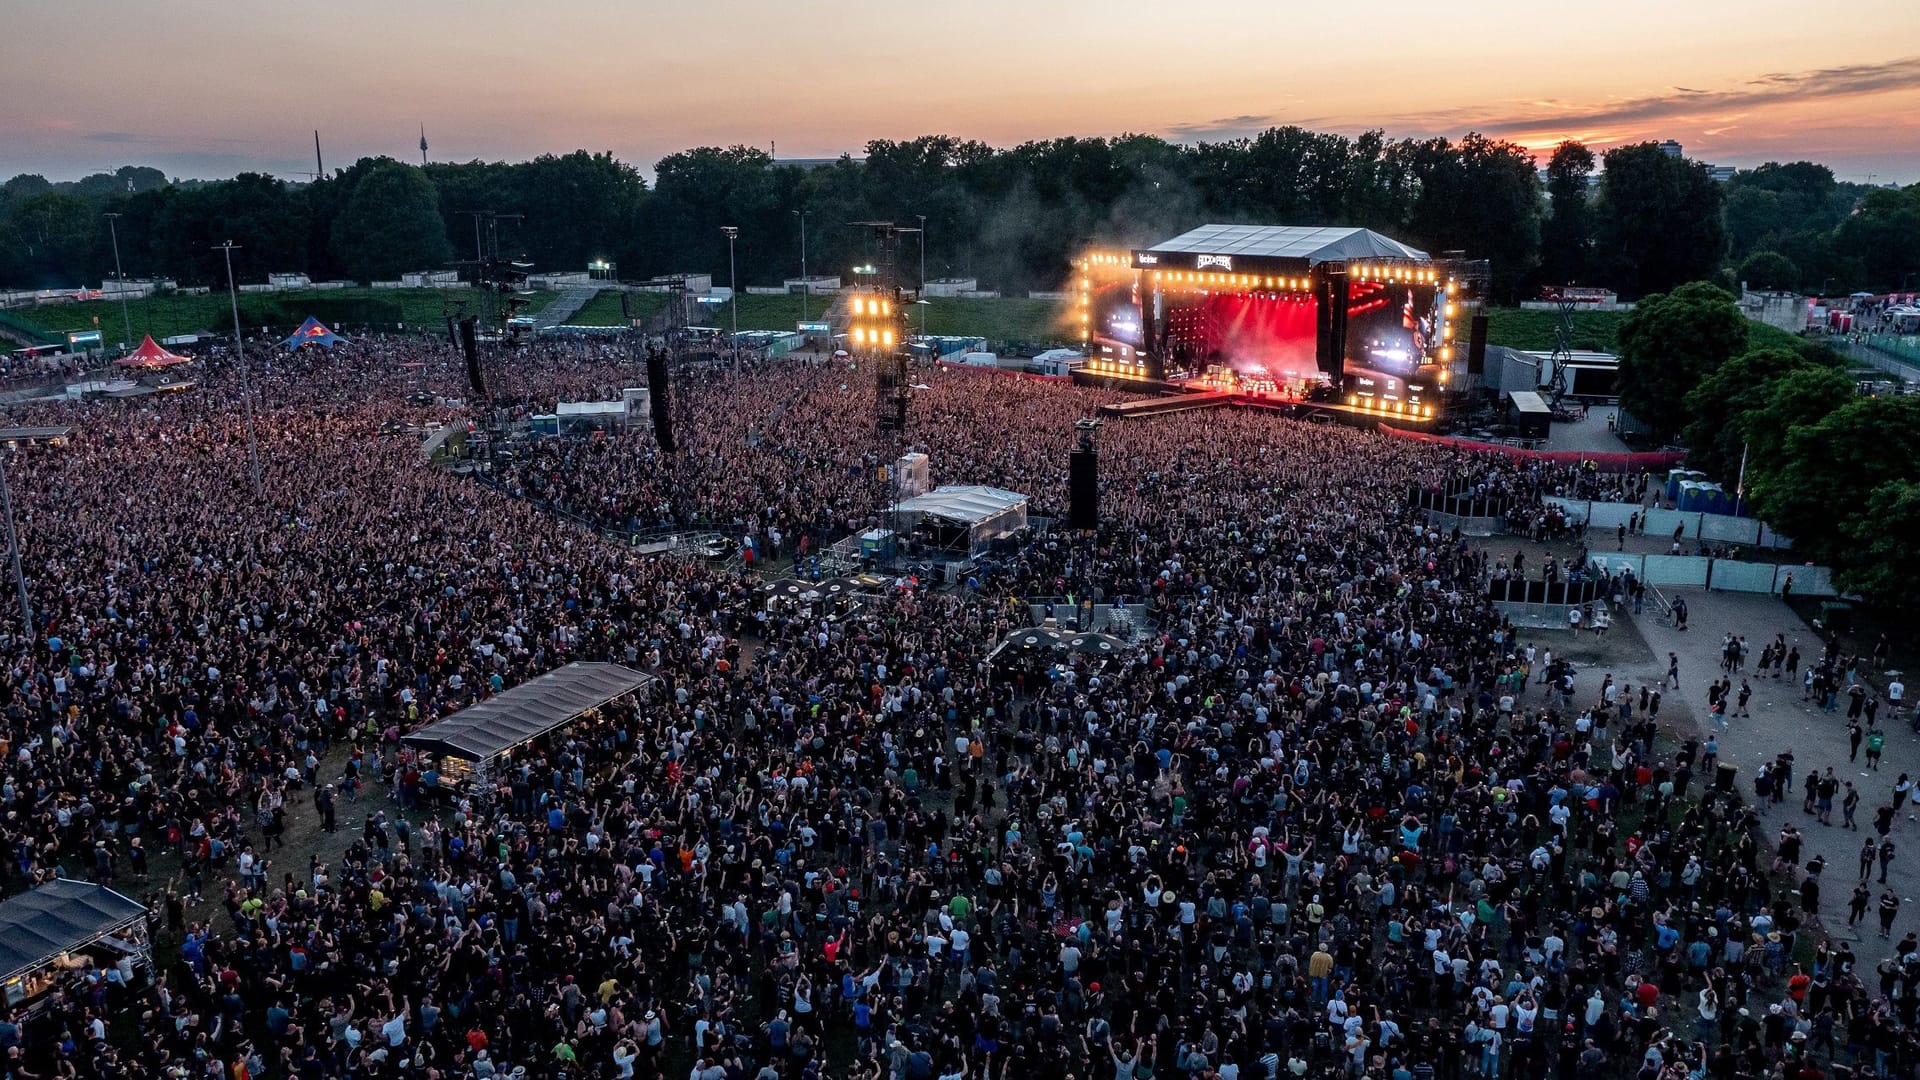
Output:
[1617,282,1918,607]
[1,131,1915,299]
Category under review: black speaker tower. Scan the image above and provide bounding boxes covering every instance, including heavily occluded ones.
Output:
[1314,267,1350,391]
[646,347,675,454]
[1068,419,1100,530]
[1467,312,1489,375]
[453,316,485,399]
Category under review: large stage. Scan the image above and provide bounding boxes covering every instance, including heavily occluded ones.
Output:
[1074,224,1470,424]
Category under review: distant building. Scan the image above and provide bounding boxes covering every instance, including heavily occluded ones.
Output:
[1706,164,1737,183]
[772,157,855,171]
[1658,140,1683,159]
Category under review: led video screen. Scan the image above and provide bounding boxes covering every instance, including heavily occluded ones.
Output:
[1344,281,1442,384]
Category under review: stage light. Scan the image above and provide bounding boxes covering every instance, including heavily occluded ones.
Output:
[1447,281,1458,295]
[1423,405,1434,417]
[1394,400,1405,413]
[852,327,867,344]
[882,300,891,316]
[882,330,894,346]
[1446,303,1456,317]
[1347,394,1357,406]
[1441,346,1453,361]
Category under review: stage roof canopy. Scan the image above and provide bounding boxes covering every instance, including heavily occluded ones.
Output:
[896,485,1028,523]
[895,485,1029,553]
[401,662,656,763]
[1135,225,1428,273]
[0,878,148,983]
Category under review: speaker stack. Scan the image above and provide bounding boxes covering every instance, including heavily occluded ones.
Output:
[1467,312,1489,375]
[1069,447,1098,530]
[646,348,675,453]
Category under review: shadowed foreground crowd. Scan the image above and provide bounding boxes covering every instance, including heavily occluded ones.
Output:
[0,338,1900,1080]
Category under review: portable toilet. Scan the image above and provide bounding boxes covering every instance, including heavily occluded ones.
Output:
[859,528,896,562]
[530,414,559,437]
[1665,468,1706,503]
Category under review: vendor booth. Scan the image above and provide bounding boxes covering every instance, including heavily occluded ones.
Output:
[281,317,348,350]
[0,879,151,1018]
[401,662,659,789]
[893,485,1030,555]
[113,336,192,370]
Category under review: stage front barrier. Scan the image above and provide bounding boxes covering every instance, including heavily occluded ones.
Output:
[1493,601,1584,630]
[1421,510,1502,537]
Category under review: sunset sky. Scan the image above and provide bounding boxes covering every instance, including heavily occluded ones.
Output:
[4,0,1918,183]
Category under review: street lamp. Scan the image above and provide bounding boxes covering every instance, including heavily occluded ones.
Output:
[916,214,928,339]
[792,209,809,323]
[215,241,264,498]
[720,226,740,367]
[103,212,133,352]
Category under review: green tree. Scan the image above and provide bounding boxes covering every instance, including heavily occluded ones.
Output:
[1749,396,1920,570]
[1615,281,1747,442]
[1539,141,1595,290]
[330,162,451,282]
[1735,250,1798,291]
[1733,364,1858,469]
[203,173,308,279]
[1679,346,1827,478]
[507,151,646,270]
[4,192,94,287]
[1841,480,1920,608]
[1594,143,1726,298]
[1832,186,1920,291]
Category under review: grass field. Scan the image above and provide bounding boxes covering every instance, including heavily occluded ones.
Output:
[564,290,667,326]
[3,288,556,346]
[1483,308,1631,352]
[1483,306,1811,355]
[687,293,1068,344]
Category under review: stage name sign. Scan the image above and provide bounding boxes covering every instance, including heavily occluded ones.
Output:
[1197,255,1233,270]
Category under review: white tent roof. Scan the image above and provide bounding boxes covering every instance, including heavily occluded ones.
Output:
[1142,224,1428,265]
[556,400,626,417]
[894,485,1028,523]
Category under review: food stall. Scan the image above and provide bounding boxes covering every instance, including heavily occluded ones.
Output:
[401,662,659,791]
[0,879,151,1018]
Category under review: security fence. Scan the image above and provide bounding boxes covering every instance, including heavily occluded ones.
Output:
[1543,497,1793,550]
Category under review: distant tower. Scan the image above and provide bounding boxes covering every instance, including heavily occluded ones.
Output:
[1658,140,1683,159]
[420,124,429,166]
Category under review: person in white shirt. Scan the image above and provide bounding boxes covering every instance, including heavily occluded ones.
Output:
[381,1006,407,1047]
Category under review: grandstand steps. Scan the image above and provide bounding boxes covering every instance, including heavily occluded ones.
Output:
[533,286,603,329]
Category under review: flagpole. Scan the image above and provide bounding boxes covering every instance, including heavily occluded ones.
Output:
[1733,442,1749,517]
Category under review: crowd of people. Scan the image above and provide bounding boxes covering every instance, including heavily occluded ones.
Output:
[0,333,1903,1080]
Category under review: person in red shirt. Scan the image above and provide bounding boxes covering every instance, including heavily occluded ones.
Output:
[1634,979,1659,1010]
[1787,965,1812,1005]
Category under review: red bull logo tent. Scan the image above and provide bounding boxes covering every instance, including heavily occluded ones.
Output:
[281,317,348,350]
[114,335,192,369]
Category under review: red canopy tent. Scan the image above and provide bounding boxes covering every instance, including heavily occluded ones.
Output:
[114,336,192,370]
